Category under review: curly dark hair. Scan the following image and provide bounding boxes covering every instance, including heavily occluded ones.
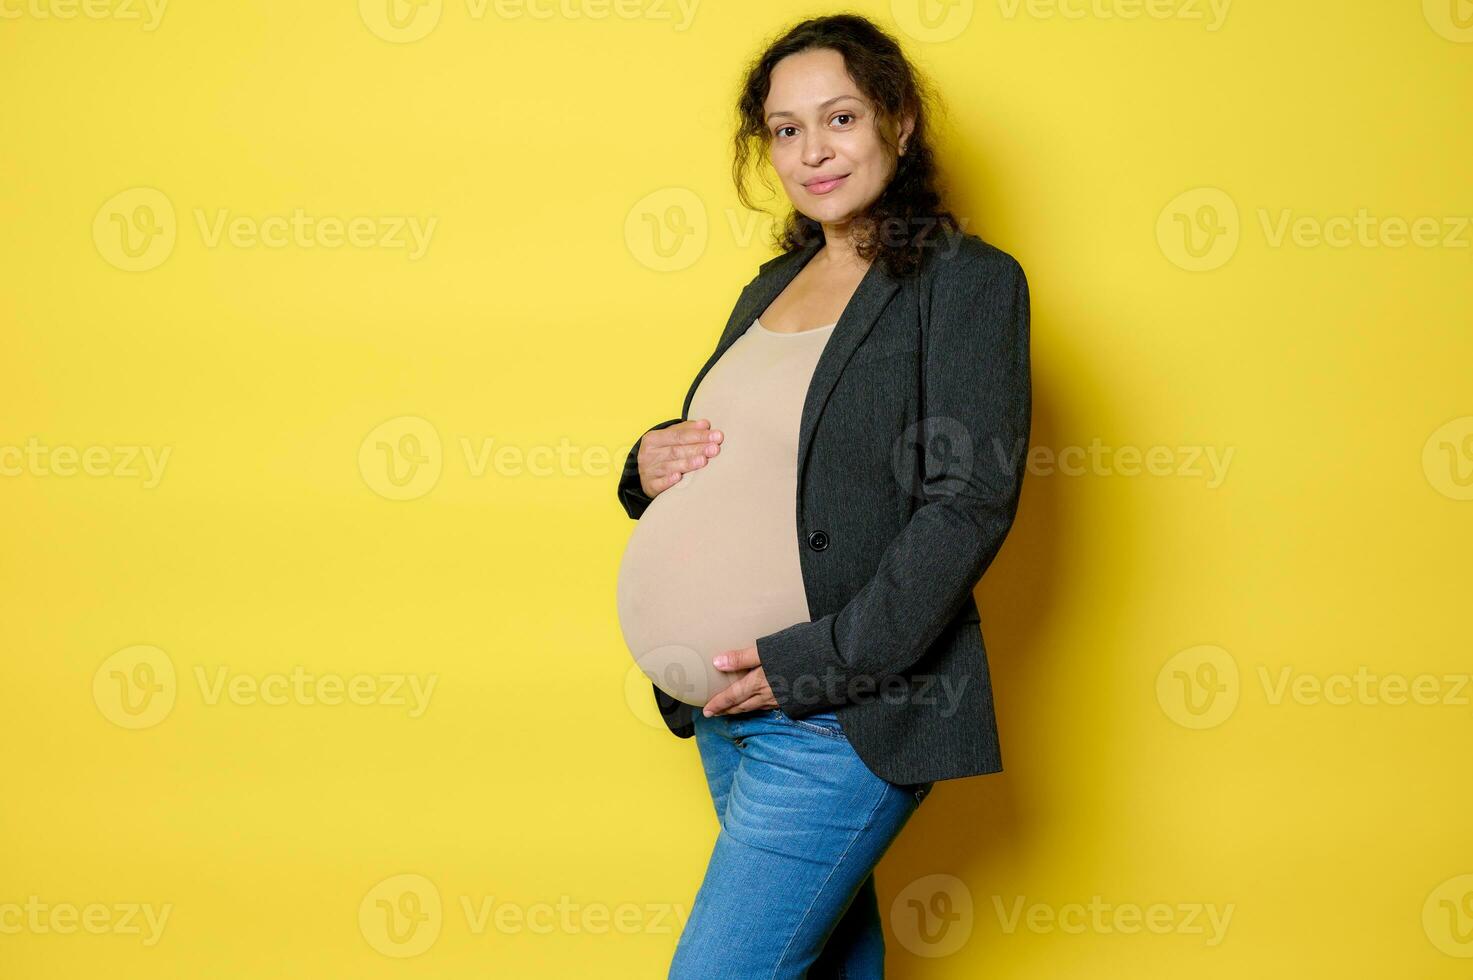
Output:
[732,13,962,279]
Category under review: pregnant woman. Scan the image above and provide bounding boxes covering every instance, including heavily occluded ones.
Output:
[616,14,1031,979]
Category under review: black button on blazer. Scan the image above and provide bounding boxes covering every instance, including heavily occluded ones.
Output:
[618,231,1031,785]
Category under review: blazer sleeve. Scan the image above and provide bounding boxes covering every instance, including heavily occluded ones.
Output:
[617,417,688,520]
[755,250,1032,717]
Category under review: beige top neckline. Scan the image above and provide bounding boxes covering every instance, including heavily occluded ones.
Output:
[752,317,837,337]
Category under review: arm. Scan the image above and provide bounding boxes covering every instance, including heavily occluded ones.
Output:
[755,251,1032,717]
[617,417,687,520]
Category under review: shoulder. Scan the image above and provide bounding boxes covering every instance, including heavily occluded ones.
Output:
[926,231,1025,291]
[923,233,1030,342]
[758,251,789,274]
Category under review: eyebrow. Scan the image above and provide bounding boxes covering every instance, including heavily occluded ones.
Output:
[765,94,863,123]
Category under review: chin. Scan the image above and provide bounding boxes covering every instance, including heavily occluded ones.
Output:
[798,198,851,221]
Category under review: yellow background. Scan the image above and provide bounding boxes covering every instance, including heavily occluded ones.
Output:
[2,0,1470,976]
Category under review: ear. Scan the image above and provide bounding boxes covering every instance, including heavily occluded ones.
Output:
[897,112,917,153]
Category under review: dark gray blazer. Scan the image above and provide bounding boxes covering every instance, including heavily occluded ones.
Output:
[617,230,1031,785]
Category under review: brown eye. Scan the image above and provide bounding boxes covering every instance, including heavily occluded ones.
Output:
[832,113,854,126]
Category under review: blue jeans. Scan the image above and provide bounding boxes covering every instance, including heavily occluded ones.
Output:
[669,707,934,979]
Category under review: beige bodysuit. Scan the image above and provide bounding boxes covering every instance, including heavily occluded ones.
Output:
[616,317,837,706]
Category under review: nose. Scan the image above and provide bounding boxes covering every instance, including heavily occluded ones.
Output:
[800,130,833,166]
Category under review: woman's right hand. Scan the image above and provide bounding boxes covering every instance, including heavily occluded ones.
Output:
[639,418,723,499]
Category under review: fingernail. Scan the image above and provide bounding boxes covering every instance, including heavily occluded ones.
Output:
[713,655,727,667]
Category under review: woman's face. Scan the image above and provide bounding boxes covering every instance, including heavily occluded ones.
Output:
[763,48,905,229]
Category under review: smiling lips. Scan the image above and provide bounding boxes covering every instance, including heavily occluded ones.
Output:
[804,174,849,195]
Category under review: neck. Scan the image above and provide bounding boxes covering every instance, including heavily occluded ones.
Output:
[813,221,867,271]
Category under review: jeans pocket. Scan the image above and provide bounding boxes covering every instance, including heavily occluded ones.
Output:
[771,708,848,741]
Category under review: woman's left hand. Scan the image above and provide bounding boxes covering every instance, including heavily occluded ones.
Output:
[702,644,776,716]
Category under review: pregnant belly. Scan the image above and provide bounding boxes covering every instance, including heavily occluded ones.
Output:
[616,461,811,706]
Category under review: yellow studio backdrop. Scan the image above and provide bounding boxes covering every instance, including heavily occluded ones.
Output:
[1,1,1469,977]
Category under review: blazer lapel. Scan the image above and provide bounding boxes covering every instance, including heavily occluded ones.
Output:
[681,239,903,485]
